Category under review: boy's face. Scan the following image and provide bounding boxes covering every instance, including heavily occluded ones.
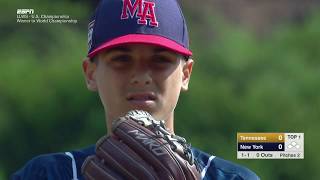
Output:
[83,44,193,130]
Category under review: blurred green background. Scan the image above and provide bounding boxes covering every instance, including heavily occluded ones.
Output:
[1,0,320,179]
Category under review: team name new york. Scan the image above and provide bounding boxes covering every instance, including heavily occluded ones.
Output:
[121,0,159,27]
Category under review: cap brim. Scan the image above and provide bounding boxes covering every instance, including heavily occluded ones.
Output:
[88,34,192,58]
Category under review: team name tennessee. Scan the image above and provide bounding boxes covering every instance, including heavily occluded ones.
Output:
[121,0,159,27]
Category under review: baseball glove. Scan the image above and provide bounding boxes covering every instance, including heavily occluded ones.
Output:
[81,110,201,180]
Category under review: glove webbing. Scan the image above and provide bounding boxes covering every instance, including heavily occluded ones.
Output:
[126,110,195,165]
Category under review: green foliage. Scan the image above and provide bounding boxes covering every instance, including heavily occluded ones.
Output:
[176,10,320,180]
[1,1,319,179]
[0,169,5,180]
[0,0,103,177]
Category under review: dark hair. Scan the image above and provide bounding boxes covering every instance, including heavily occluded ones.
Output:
[89,56,99,64]
[183,56,190,61]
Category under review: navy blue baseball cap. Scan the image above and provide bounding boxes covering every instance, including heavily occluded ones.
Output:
[87,0,192,58]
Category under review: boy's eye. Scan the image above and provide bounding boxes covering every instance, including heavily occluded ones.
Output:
[110,55,131,63]
[108,55,132,68]
[151,54,177,70]
[153,55,174,64]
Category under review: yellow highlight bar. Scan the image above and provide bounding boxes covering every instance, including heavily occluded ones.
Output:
[237,133,285,143]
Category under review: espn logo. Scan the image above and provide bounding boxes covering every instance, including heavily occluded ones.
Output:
[17,9,34,14]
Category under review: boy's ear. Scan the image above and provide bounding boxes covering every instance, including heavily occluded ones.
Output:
[181,58,194,92]
[82,57,98,91]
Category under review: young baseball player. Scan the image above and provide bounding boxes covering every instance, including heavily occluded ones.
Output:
[12,0,259,179]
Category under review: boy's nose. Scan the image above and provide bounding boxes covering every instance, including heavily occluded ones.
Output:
[130,70,152,86]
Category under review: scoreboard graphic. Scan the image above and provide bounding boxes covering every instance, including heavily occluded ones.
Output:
[237,133,304,159]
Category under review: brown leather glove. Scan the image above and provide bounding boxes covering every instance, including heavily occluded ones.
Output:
[81,110,201,180]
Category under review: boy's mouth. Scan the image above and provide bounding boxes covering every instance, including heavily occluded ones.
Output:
[126,92,156,101]
[126,92,157,107]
